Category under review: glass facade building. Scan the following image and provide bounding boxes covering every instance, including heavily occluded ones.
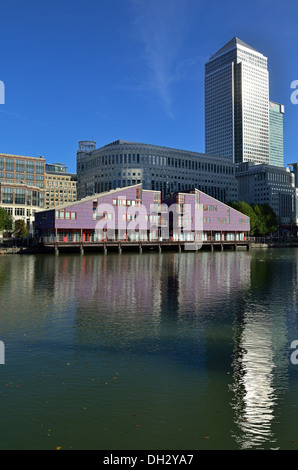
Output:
[205,37,270,165]
[269,101,284,167]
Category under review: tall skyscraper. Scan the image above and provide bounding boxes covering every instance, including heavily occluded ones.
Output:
[269,101,284,167]
[205,37,270,165]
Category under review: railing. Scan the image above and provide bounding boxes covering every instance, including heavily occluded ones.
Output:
[39,235,251,244]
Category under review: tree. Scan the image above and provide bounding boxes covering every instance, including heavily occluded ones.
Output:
[14,219,29,238]
[228,201,278,236]
[253,203,278,235]
[228,201,258,236]
[252,204,267,236]
[0,207,13,234]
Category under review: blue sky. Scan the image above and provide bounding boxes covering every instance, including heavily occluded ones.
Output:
[0,0,298,173]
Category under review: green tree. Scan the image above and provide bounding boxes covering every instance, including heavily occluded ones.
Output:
[228,201,278,236]
[252,204,267,236]
[228,201,258,236]
[0,207,13,233]
[14,219,29,238]
[254,203,278,235]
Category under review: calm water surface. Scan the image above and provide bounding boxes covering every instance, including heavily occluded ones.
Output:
[0,248,298,450]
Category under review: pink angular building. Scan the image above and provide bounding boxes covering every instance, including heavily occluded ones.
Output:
[163,189,250,242]
[35,184,250,245]
[35,184,161,242]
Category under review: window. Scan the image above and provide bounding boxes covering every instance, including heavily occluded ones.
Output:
[27,191,31,205]
[2,187,13,204]
[26,161,35,174]
[15,188,25,204]
[39,193,44,208]
[15,208,25,216]
[4,207,13,215]
[5,159,14,172]
[55,211,77,220]
[32,191,37,206]
[203,204,217,211]
[95,212,113,221]
[36,161,45,174]
[16,160,25,172]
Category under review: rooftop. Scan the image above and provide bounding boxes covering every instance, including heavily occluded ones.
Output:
[209,37,259,61]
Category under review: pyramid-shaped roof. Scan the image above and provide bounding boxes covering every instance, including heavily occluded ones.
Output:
[209,37,258,61]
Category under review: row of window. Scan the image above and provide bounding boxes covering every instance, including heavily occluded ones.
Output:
[47,180,76,188]
[203,204,217,211]
[0,158,44,174]
[112,199,139,206]
[55,211,77,220]
[217,217,230,224]
[1,188,44,207]
[53,210,250,228]
[93,213,113,221]
[80,153,235,175]
[0,173,44,181]
[3,207,37,217]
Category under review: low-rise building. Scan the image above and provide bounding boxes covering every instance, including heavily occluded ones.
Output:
[0,153,45,234]
[163,190,250,242]
[35,184,250,244]
[45,163,77,208]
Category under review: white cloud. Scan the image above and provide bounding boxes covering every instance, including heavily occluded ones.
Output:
[129,0,194,118]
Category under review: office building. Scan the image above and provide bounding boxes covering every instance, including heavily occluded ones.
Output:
[205,37,270,165]
[76,140,238,204]
[269,101,284,167]
[288,163,298,188]
[45,163,77,209]
[0,153,45,234]
[288,163,298,226]
[236,162,296,225]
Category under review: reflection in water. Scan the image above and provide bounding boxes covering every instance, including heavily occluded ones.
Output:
[232,309,277,449]
[230,251,293,449]
[0,249,297,449]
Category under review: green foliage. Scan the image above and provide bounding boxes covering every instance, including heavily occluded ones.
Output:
[14,219,29,238]
[0,207,13,233]
[252,203,278,236]
[228,201,278,236]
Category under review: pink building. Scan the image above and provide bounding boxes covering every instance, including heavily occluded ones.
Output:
[163,189,250,242]
[35,184,250,243]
